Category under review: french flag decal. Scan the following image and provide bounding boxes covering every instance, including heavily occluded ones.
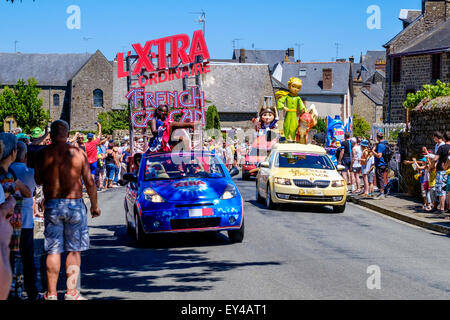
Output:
[189,208,213,217]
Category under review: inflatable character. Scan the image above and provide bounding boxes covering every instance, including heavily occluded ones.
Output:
[276,77,306,142]
[296,104,318,144]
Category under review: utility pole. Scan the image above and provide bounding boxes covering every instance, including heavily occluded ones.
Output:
[295,43,304,61]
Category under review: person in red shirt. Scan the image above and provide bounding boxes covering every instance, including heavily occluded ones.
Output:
[84,123,107,181]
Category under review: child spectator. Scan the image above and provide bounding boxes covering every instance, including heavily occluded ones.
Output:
[413,157,432,211]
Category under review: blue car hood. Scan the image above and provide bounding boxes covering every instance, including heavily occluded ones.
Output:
[143,178,230,202]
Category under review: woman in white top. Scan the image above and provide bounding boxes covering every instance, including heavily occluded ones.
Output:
[351,138,363,194]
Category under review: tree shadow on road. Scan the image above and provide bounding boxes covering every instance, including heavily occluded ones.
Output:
[81,225,281,299]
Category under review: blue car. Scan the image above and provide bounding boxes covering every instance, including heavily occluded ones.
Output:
[123,151,244,245]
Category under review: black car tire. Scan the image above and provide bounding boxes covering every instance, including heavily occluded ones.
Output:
[333,204,346,213]
[242,172,250,181]
[266,185,277,210]
[256,182,264,204]
[125,202,134,235]
[228,218,245,243]
[134,212,149,246]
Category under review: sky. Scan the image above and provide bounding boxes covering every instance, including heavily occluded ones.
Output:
[0,0,423,62]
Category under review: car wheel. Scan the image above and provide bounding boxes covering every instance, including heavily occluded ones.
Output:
[333,204,346,213]
[228,218,244,243]
[256,182,264,204]
[125,202,133,235]
[242,172,250,181]
[134,212,148,246]
[266,185,277,210]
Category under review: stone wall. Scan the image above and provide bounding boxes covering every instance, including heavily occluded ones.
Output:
[70,50,113,131]
[353,83,378,124]
[38,87,70,123]
[399,96,450,195]
[384,53,450,123]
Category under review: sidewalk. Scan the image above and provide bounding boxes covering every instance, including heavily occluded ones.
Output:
[348,193,450,235]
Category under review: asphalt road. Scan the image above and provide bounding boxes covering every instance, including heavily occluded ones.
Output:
[79,176,450,300]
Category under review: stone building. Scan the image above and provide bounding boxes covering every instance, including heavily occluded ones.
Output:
[352,51,385,124]
[383,0,450,123]
[272,61,354,121]
[0,50,114,131]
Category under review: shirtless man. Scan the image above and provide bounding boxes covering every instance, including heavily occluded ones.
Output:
[34,120,100,300]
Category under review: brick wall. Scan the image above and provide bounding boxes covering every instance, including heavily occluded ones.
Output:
[70,51,113,131]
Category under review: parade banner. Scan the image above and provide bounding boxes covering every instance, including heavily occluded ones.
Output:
[127,87,206,128]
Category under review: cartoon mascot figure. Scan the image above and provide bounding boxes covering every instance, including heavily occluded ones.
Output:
[296,104,318,144]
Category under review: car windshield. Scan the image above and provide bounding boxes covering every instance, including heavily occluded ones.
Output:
[275,152,335,170]
[143,153,225,181]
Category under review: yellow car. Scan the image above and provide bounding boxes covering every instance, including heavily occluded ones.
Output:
[256,143,347,213]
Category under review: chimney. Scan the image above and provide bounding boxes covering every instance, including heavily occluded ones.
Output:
[287,48,294,58]
[375,59,386,71]
[239,48,246,63]
[349,56,355,63]
[423,0,447,21]
[323,68,333,90]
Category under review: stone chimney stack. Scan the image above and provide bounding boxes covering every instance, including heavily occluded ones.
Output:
[423,0,447,21]
[239,48,246,63]
[323,68,333,90]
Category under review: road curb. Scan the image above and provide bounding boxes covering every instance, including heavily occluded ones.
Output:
[348,196,450,235]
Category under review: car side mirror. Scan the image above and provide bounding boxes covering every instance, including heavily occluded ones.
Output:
[229,167,239,177]
[123,173,138,183]
[260,162,270,168]
[337,165,345,171]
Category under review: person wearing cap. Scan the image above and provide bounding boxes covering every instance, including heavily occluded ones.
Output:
[30,126,50,146]
[372,132,388,199]
[84,123,107,181]
[16,133,31,145]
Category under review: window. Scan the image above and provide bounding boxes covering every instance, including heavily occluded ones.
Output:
[432,54,441,81]
[93,89,103,107]
[53,94,60,107]
[392,57,401,82]
[299,68,307,77]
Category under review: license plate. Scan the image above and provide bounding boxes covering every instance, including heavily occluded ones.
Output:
[299,189,323,196]
[189,208,214,217]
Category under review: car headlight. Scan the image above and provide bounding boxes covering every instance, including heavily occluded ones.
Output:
[274,177,291,185]
[221,184,237,200]
[143,188,165,203]
[331,180,346,188]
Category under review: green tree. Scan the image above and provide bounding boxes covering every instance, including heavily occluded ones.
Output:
[206,105,220,131]
[352,114,371,138]
[97,104,130,135]
[315,117,327,133]
[0,78,50,133]
[403,80,450,110]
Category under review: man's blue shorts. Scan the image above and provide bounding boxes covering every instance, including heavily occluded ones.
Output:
[44,199,89,254]
[89,161,97,175]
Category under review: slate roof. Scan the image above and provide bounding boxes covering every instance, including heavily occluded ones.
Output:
[232,49,294,72]
[202,63,274,113]
[276,62,352,95]
[395,18,450,55]
[0,52,93,86]
[352,63,362,80]
[360,51,385,83]
[361,83,384,105]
